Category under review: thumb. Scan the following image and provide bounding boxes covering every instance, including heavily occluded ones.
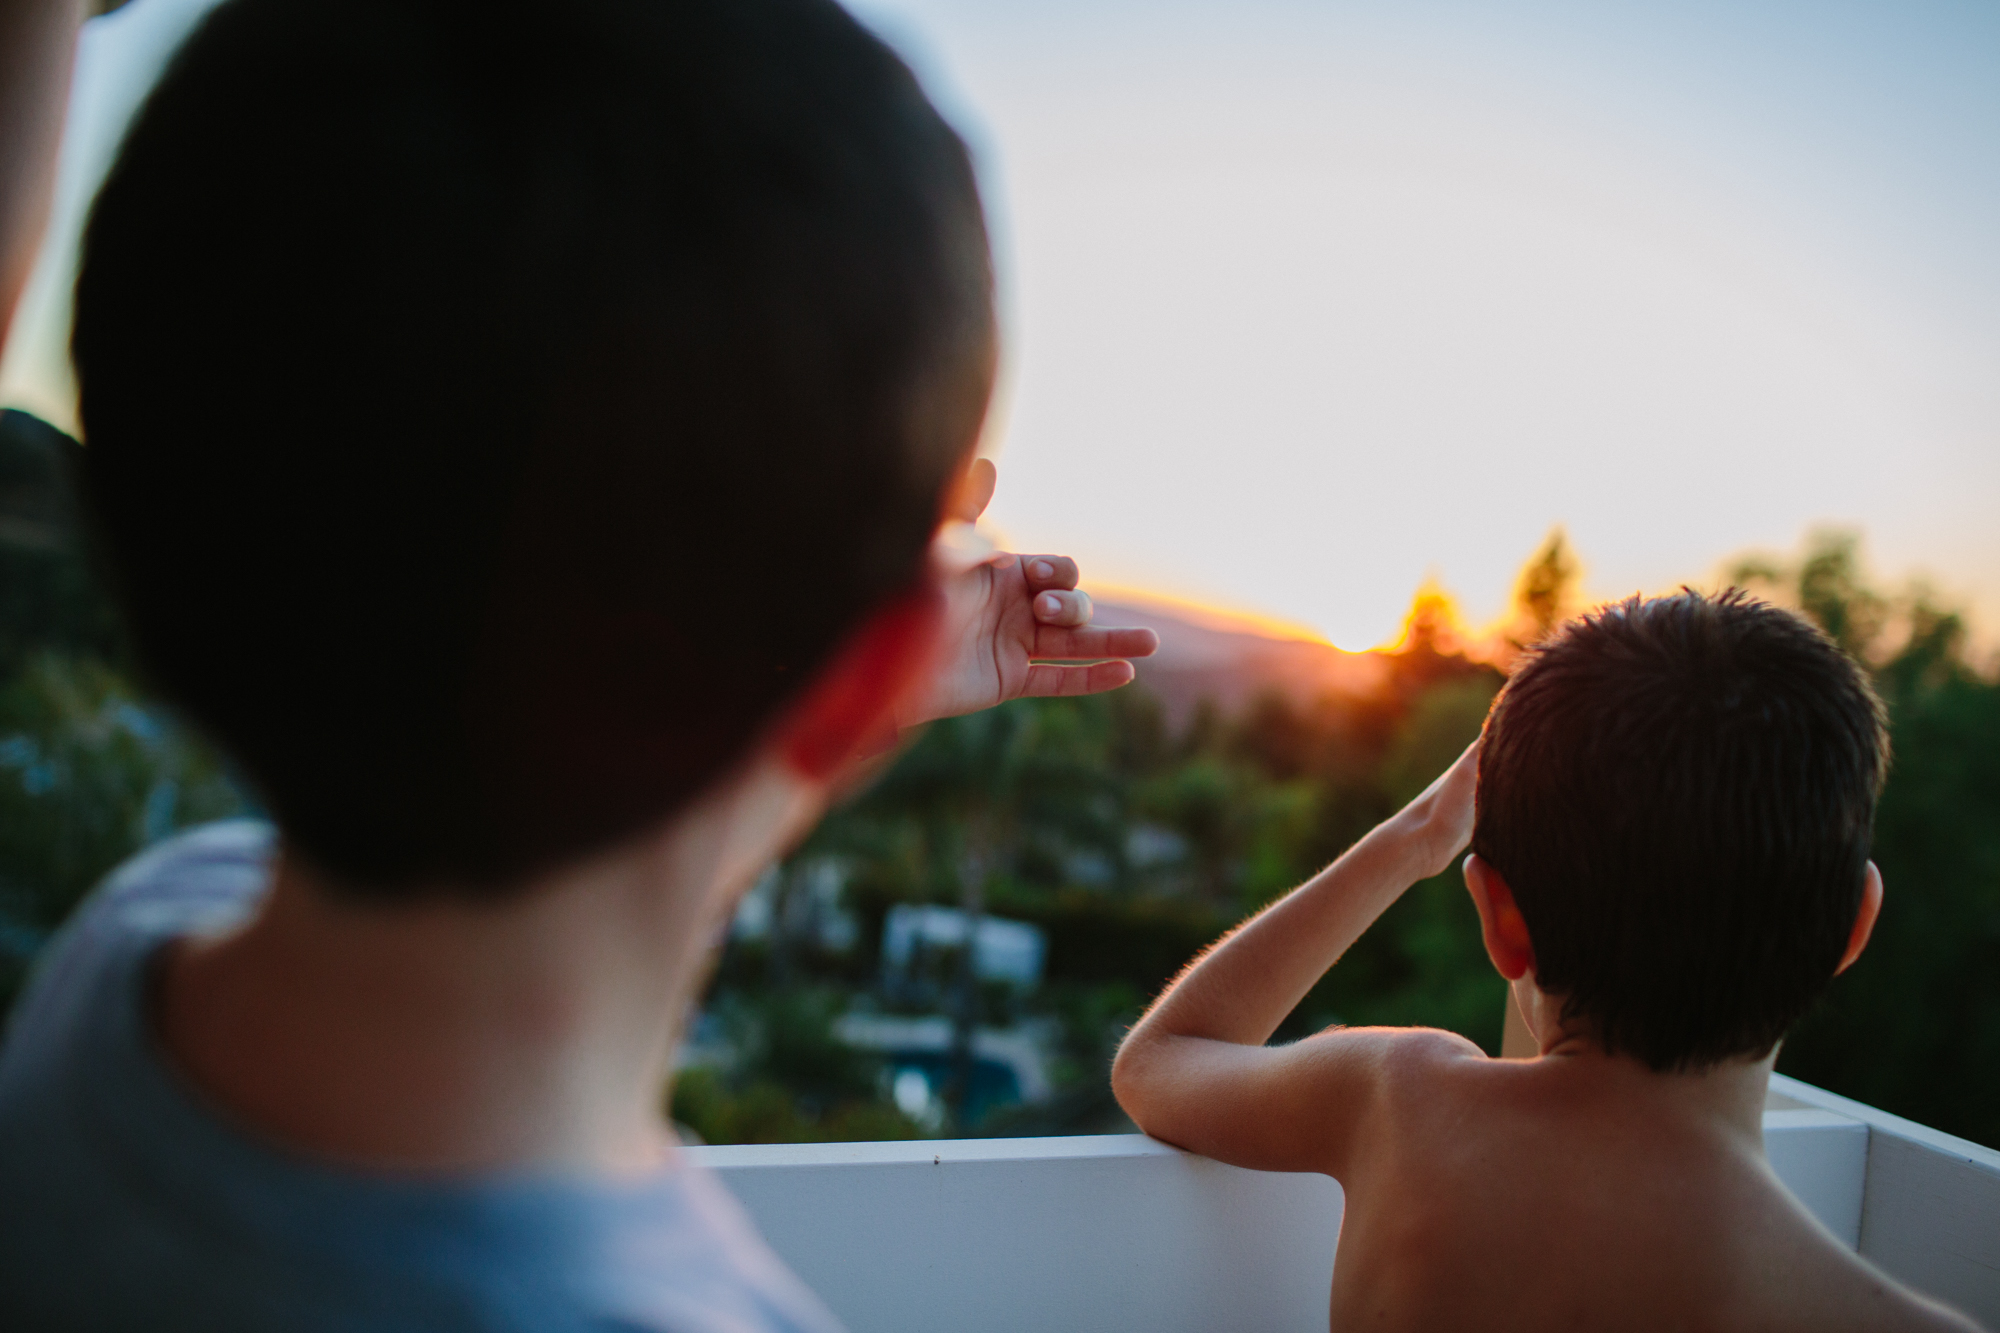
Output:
[946,457,998,523]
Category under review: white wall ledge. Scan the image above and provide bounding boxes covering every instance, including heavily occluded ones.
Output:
[1770,1074,2000,1324]
[690,1083,1999,1333]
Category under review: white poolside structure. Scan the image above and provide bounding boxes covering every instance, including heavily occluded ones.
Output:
[692,1074,2000,1332]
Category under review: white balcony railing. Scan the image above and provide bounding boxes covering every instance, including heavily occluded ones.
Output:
[689,1075,2000,1333]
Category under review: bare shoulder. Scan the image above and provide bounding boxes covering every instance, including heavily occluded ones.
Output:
[1295,1024,1487,1170]
[1761,1216,1990,1333]
[1827,1282,1992,1333]
[1294,1022,1485,1100]
[1374,1024,1485,1064]
[1343,1023,1486,1098]
[1920,1303,1990,1333]
[1878,1284,1990,1333]
[1313,1021,1483,1059]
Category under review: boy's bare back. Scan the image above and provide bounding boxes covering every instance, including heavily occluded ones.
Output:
[1115,594,1986,1331]
[1322,1033,1974,1332]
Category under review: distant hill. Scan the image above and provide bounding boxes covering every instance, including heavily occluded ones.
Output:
[1089,592,1388,724]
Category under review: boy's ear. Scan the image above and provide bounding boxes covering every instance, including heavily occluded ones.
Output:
[1464,853,1536,982]
[778,580,944,783]
[1835,861,1885,976]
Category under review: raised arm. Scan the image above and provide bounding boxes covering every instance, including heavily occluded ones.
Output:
[1111,743,1478,1172]
[0,0,85,356]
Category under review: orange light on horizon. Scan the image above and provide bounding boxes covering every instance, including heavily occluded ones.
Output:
[1383,579,1470,655]
[1084,582,1352,650]
[1088,576,1534,660]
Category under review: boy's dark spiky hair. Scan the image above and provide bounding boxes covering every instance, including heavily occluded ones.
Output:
[1474,588,1887,1071]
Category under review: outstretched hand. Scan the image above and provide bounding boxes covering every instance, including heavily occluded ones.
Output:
[897,459,1160,727]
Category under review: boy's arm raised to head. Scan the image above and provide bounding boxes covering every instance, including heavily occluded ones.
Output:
[1112,745,1480,1176]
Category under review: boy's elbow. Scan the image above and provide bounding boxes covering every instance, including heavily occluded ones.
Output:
[1109,1031,1162,1127]
[1111,1037,1209,1152]
[1109,1041,1138,1107]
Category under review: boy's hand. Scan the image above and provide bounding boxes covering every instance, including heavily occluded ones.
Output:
[896,460,1159,727]
[1387,740,1480,880]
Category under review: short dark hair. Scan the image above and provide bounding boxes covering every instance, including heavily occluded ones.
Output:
[1474,589,1888,1071]
[73,0,993,894]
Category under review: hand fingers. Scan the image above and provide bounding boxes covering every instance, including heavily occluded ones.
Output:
[1032,624,1161,661]
[1409,740,1480,874]
[1022,659,1138,697]
[1440,739,1480,793]
[1444,740,1481,815]
[1022,554,1079,592]
[1033,587,1093,627]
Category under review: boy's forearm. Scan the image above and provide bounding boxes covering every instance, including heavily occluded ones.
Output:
[1112,742,1474,1129]
[0,0,85,354]
[1121,812,1438,1053]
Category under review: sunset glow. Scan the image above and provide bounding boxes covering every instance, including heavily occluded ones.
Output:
[3,0,1997,652]
[870,0,2000,650]
[1384,582,1473,658]
[1085,583,1336,648]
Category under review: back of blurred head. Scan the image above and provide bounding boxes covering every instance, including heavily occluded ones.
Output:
[73,0,995,895]
[1475,589,1888,1072]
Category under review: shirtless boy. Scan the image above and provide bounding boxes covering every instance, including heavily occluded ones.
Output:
[1113,589,1984,1332]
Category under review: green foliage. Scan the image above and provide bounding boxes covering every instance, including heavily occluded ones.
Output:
[671,1066,923,1145]
[1378,678,1496,805]
[1797,532,1890,661]
[0,656,240,891]
[988,885,1224,991]
[727,535,2000,1148]
[693,632,1514,1142]
[670,990,923,1144]
[0,660,249,1006]
[0,412,248,1009]
[7,396,1993,1153]
[1287,674,1504,1045]
[0,411,127,679]
[1507,527,1582,648]
[1760,534,2000,1148]
[863,696,1126,892]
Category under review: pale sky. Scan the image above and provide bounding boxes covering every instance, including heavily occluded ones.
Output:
[6,0,1997,649]
[861,0,2000,647]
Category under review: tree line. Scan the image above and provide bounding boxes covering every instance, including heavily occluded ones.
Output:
[1,406,1993,1146]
